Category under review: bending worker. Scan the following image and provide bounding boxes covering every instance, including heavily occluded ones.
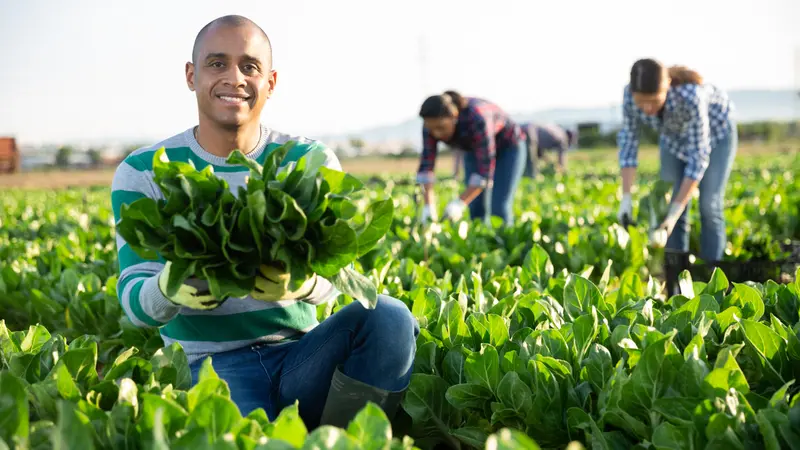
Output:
[616,58,737,262]
[522,122,577,176]
[416,90,527,226]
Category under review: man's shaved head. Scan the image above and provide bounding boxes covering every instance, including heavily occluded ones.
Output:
[191,15,272,67]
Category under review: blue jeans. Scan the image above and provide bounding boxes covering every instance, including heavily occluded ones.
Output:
[462,138,527,225]
[660,123,738,261]
[188,296,419,428]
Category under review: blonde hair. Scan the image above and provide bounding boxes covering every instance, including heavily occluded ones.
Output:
[668,65,704,86]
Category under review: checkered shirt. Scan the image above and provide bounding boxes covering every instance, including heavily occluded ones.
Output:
[417,97,524,187]
[617,83,734,180]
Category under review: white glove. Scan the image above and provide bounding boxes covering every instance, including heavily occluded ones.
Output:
[420,205,437,224]
[649,202,684,248]
[617,193,633,226]
[443,199,466,222]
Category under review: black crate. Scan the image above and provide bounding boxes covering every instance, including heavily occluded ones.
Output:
[663,242,800,298]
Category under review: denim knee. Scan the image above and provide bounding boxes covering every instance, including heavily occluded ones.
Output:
[373,295,420,346]
[698,194,723,223]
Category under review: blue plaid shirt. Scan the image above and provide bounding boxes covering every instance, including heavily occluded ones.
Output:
[617,83,734,181]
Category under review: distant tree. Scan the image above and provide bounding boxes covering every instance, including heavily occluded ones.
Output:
[400,144,417,157]
[87,148,103,167]
[55,146,73,168]
[349,137,365,154]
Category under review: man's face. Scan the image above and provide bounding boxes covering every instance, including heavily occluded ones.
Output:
[185,24,276,129]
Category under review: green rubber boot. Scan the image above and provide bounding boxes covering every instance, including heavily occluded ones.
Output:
[318,366,407,430]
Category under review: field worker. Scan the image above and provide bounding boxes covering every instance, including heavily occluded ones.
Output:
[417,90,527,226]
[110,15,419,430]
[522,122,577,176]
[616,58,737,262]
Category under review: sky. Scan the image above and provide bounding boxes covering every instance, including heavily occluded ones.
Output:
[0,0,798,146]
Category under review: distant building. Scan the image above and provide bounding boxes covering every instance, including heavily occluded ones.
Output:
[0,137,20,174]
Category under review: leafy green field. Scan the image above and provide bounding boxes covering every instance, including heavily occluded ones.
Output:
[1,149,799,449]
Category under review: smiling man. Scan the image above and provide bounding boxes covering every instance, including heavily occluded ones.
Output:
[110,15,419,430]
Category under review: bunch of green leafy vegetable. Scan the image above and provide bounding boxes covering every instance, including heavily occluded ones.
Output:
[116,142,394,308]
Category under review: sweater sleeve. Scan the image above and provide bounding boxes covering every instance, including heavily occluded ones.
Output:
[111,155,181,328]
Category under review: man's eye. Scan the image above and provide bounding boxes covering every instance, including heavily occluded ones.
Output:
[210,61,224,68]
[243,64,258,72]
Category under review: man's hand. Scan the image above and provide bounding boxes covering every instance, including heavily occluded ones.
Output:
[252,263,317,302]
[443,198,466,222]
[158,262,223,310]
[420,204,437,224]
[617,193,634,227]
[649,202,685,248]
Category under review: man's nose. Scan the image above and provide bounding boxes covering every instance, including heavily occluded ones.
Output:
[223,66,246,86]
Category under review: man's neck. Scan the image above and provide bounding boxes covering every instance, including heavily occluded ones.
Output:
[195,120,262,158]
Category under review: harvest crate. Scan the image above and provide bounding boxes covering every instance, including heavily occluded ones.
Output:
[664,241,800,297]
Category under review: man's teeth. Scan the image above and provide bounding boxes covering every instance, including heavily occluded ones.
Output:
[220,96,247,103]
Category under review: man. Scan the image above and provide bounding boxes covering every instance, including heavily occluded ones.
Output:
[111,15,419,430]
[522,122,577,176]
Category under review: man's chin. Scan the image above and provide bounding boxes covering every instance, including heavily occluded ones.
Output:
[213,115,256,131]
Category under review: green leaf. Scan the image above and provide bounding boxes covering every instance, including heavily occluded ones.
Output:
[330,266,378,309]
[485,428,541,449]
[187,394,242,437]
[445,383,494,410]
[465,344,501,394]
[355,199,394,258]
[496,371,533,416]
[345,402,392,450]
[0,372,28,448]
[523,244,554,288]
[269,401,308,448]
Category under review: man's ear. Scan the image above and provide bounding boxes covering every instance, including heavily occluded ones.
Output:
[185,62,195,91]
[265,69,278,98]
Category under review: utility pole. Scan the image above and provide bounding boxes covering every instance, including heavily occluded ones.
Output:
[419,34,429,99]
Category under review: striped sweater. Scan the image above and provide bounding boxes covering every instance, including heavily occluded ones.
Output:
[111,125,341,364]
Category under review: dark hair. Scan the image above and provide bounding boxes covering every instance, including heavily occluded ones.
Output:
[565,129,577,147]
[419,90,465,119]
[629,58,703,94]
[192,15,272,66]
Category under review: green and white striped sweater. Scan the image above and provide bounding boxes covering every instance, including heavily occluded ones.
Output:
[111,125,341,364]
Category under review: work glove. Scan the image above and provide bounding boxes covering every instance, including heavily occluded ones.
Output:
[158,261,223,310]
[649,202,685,248]
[420,204,437,224]
[251,263,317,302]
[617,193,634,227]
[443,198,466,222]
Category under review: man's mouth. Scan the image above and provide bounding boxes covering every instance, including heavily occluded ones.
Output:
[217,94,250,105]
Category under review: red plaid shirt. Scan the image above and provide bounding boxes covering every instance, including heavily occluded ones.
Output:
[416,97,524,187]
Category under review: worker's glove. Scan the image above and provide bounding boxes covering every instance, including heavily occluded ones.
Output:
[443,198,466,222]
[420,205,437,224]
[649,202,684,248]
[251,263,317,302]
[158,262,223,310]
[617,193,634,227]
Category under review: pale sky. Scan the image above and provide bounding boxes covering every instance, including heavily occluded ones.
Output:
[1,0,798,145]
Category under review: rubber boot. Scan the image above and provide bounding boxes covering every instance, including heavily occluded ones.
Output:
[318,366,406,430]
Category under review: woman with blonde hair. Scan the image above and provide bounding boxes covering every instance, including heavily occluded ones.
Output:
[616,58,737,262]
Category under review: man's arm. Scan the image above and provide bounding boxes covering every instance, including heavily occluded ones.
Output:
[112,155,181,328]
